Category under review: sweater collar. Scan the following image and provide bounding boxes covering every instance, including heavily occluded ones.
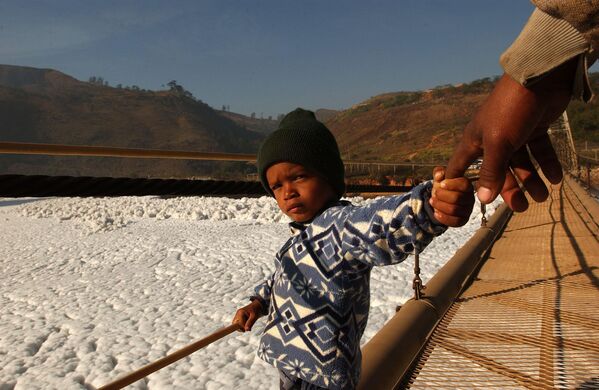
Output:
[287,199,351,236]
[289,220,308,236]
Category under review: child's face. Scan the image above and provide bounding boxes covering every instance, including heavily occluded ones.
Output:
[266,162,336,223]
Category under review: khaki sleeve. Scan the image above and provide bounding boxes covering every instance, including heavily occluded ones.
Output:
[500,8,593,102]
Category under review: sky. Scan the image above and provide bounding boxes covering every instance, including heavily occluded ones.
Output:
[0,1,549,117]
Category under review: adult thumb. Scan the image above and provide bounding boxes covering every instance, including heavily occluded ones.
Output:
[476,145,511,204]
[446,139,479,180]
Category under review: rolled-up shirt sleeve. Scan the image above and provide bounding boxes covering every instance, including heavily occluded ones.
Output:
[500,7,594,101]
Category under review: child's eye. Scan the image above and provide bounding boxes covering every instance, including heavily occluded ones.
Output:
[294,175,305,181]
[271,183,281,191]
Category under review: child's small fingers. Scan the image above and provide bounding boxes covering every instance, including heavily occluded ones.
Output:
[433,166,446,182]
[245,311,257,331]
[434,211,469,227]
[432,181,441,198]
[440,177,473,192]
[433,188,475,207]
[431,198,473,218]
[232,311,248,332]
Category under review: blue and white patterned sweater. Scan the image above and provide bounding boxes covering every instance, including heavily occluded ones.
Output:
[252,182,446,389]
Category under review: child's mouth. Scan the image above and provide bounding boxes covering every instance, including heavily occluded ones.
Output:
[287,204,303,213]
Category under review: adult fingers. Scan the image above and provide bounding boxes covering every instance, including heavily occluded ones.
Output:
[510,146,549,202]
[499,170,528,212]
[245,311,258,331]
[528,133,563,184]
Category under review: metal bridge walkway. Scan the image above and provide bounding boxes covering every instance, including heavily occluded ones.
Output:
[404,176,599,389]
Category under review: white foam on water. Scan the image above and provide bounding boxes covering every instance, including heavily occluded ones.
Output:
[0,195,501,389]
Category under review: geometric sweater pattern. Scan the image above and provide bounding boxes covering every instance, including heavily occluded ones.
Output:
[252,182,446,389]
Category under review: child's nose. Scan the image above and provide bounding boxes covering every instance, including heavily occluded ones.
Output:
[283,183,297,199]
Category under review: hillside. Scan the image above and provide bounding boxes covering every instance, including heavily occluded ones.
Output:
[325,78,497,163]
[218,108,341,136]
[0,65,264,178]
[566,72,599,150]
[217,110,278,135]
[325,73,599,166]
[1,64,596,181]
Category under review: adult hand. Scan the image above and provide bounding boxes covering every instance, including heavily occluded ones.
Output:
[446,58,577,212]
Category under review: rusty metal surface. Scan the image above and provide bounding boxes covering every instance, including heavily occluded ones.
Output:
[403,178,599,389]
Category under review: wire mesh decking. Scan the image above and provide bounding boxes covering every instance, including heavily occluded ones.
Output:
[402,177,599,389]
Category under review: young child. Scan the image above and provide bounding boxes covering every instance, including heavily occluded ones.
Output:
[232,108,474,389]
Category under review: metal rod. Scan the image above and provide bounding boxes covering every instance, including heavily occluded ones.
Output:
[0,141,447,167]
[0,141,256,162]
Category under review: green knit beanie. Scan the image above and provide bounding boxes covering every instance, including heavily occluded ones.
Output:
[257,108,345,198]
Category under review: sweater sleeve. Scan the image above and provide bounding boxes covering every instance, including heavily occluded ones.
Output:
[500,7,594,101]
[251,271,275,315]
[341,181,447,267]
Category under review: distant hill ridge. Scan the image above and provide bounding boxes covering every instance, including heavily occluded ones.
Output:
[324,74,597,163]
[325,77,498,163]
[0,64,79,90]
[0,64,596,180]
[0,64,265,178]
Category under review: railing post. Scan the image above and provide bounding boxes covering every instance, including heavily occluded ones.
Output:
[480,203,487,227]
[412,252,424,300]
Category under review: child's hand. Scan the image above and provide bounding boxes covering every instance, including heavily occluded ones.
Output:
[430,166,475,227]
[232,299,263,332]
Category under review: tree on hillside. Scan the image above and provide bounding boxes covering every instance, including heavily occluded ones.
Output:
[167,80,195,100]
[87,76,108,87]
[88,76,108,86]
[167,80,181,92]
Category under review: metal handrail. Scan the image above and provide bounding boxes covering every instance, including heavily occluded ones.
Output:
[0,141,256,162]
[357,203,513,389]
[0,141,444,167]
